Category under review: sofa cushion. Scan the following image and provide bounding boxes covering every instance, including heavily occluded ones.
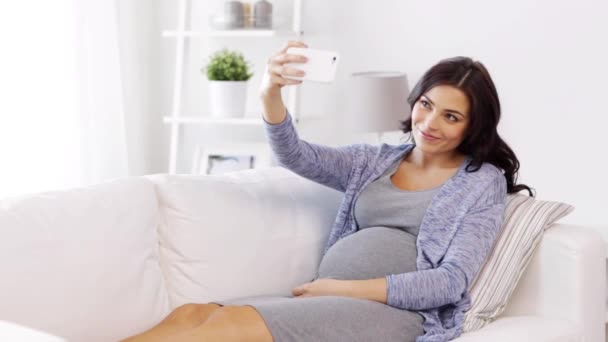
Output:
[0,177,169,342]
[0,321,66,341]
[463,194,574,332]
[145,168,342,308]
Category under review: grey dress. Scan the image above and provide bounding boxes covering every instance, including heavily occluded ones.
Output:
[211,157,443,342]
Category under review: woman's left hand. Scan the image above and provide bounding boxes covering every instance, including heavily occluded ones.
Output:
[292,278,352,298]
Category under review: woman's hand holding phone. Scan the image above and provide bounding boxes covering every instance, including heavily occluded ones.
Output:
[260,40,309,97]
[259,40,309,124]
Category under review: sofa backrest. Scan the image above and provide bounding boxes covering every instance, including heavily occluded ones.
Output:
[0,177,170,342]
[145,167,343,308]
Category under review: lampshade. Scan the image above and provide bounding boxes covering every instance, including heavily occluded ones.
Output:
[346,71,411,133]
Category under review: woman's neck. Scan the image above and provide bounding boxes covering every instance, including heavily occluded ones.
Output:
[406,147,466,171]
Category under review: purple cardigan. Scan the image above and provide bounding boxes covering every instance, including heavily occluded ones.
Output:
[264,110,507,342]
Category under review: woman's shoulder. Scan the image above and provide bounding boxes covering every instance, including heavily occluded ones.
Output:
[464,159,503,180]
[479,162,503,179]
[461,160,507,202]
[459,159,506,193]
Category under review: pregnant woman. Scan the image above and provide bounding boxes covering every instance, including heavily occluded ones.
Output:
[121,40,534,342]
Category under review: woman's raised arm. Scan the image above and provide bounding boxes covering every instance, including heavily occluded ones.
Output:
[259,41,360,192]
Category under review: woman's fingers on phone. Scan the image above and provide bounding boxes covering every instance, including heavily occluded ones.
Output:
[266,41,307,67]
[280,40,308,53]
[269,73,302,86]
[263,40,307,88]
[269,65,305,85]
[272,53,308,65]
[270,64,305,78]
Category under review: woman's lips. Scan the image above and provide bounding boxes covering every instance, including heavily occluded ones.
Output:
[419,129,439,141]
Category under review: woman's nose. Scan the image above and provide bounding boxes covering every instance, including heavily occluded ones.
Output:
[423,111,440,130]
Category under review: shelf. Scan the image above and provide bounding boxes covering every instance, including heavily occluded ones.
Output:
[165,0,303,174]
[162,29,301,38]
[163,115,264,125]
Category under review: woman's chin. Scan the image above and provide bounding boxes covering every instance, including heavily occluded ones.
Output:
[415,144,444,155]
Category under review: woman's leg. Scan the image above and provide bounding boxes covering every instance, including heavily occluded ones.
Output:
[119,303,221,342]
[167,305,274,342]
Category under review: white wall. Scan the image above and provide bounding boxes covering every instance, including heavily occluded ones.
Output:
[155,0,607,228]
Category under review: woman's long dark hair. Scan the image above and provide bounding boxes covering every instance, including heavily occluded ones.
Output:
[399,56,534,196]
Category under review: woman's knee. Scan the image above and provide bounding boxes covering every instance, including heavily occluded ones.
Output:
[203,305,240,324]
[165,303,221,328]
[202,305,274,341]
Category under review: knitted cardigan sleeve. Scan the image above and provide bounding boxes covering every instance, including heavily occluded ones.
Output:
[263,109,359,193]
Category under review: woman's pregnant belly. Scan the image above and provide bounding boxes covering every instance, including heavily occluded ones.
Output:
[316,227,418,281]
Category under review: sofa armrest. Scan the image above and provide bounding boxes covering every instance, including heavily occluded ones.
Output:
[0,321,66,342]
[501,223,605,342]
[456,316,583,342]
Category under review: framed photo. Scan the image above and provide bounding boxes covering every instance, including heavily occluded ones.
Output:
[191,143,273,175]
[205,154,255,175]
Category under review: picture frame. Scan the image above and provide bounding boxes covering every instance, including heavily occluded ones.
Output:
[191,143,273,175]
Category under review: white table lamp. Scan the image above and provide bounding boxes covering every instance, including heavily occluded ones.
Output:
[346,71,411,143]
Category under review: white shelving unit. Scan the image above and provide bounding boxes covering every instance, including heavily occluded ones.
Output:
[163,0,303,174]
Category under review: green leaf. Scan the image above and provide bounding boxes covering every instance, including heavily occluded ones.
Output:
[203,49,254,81]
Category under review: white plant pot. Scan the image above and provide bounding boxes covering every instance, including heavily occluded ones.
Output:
[208,80,248,118]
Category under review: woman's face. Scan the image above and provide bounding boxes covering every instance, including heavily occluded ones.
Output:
[411,84,470,157]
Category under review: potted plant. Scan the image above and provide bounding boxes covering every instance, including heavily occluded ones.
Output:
[203,48,254,118]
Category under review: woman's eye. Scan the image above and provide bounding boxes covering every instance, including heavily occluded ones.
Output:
[420,100,430,108]
[447,114,458,121]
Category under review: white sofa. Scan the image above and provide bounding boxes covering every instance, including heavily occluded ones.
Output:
[0,167,605,342]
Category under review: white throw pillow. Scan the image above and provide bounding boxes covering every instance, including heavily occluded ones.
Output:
[463,194,575,332]
[146,168,342,308]
[0,177,170,342]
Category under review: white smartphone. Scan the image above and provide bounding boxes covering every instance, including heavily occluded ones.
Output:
[284,47,340,83]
